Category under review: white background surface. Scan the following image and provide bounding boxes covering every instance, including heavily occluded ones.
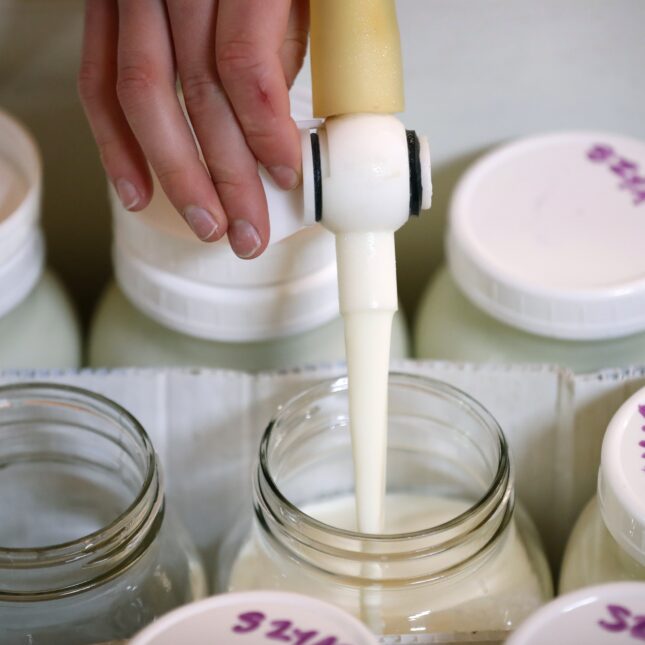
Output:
[1,0,644,321]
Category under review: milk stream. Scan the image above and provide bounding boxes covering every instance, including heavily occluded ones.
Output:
[335,233,399,630]
[343,311,393,535]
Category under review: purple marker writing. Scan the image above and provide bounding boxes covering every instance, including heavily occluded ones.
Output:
[588,144,645,206]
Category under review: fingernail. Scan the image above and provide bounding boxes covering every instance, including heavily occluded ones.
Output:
[229,219,261,259]
[183,205,220,241]
[268,165,299,191]
[115,178,141,210]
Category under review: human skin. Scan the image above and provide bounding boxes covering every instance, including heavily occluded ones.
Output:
[78,0,309,259]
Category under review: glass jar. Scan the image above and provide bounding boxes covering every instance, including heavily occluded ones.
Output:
[219,374,552,637]
[415,132,645,373]
[560,386,645,592]
[0,384,206,645]
[0,109,80,369]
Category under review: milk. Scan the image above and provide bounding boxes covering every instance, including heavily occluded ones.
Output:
[335,232,398,536]
[342,311,392,534]
[229,493,548,634]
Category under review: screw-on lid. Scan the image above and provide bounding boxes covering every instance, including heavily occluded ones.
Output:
[598,386,645,567]
[115,242,339,342]
[129,592,379,645]
[448,132,645,340]
[0,109,43,318]
[111,85,341,342]
[506,582,645,644]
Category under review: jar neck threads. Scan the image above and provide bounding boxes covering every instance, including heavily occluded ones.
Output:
[0,384,163,600]
[254,374,514,584]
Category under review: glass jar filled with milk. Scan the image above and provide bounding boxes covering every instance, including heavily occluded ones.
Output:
[220,374,552,636]
[88,87,409,370]
[415,132,645,373]
[560,386,645,592]
[0,109,80,368]
[0,383,206,645]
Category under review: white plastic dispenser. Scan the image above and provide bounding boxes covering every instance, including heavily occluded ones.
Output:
[88,87,427,369]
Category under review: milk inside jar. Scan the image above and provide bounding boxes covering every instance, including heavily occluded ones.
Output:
[88,89,410,371]
[560,386,645,592]
[415,132,645,372]
[221,374,553,636]
[0,109,80,368]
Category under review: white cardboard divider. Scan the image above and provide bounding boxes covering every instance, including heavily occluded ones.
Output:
[1,361,642,644]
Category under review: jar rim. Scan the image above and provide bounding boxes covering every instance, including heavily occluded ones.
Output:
[257,372,510,543]
[0,382,160,586]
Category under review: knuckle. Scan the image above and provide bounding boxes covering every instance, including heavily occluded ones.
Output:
[181,70,224,113]
[212,168,245,191]
[154,164,186,188]
[283,35,308,64]
[77,60,103,103]
[216,39,263,78]
[116,54,159,106]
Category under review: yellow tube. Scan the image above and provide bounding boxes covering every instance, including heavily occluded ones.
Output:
[310,0,404,118]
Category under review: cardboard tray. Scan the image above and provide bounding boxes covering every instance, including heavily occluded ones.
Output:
[2,360,642,644]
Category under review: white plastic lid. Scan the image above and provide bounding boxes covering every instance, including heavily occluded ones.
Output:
[0,109,43,319]
[598,385,645,566]
[506,582,645,644]
[448,132,645,340]
[111,85,340,341]
[115,243,339,342]
[129,592,379,645]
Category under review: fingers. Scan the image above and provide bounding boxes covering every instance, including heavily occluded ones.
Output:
[167,0,268,258]
[78,0,151,211]
[216,0,302,191]
[116,0,227,241]
[280,0,310,88]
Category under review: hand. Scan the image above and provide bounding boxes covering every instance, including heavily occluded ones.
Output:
[78,0,309,259]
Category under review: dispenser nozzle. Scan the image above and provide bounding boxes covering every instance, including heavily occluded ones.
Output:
[300,114,432,235]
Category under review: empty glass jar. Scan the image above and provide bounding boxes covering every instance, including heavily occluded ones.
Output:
[0,384,206,645]
[219,374,553,637]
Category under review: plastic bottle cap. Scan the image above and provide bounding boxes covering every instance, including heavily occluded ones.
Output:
[506,582,645,644]
[129,592,379,645]
[598,386,645,567]
[0,109,43,319]
[448,132,645,340]
[111,85,340,342]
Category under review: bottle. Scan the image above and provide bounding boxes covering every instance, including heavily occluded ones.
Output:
[560,385,645,592]
[415,132,645,372]
[87,88,411,371]
[218,373,552,636]
[0,109,80,368]
[506,582,645,645]
[130,591,379,645]
[0,383,207,645]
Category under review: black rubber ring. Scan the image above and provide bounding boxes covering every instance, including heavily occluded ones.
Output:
[310,132,323,222]
[407,130,422,216]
